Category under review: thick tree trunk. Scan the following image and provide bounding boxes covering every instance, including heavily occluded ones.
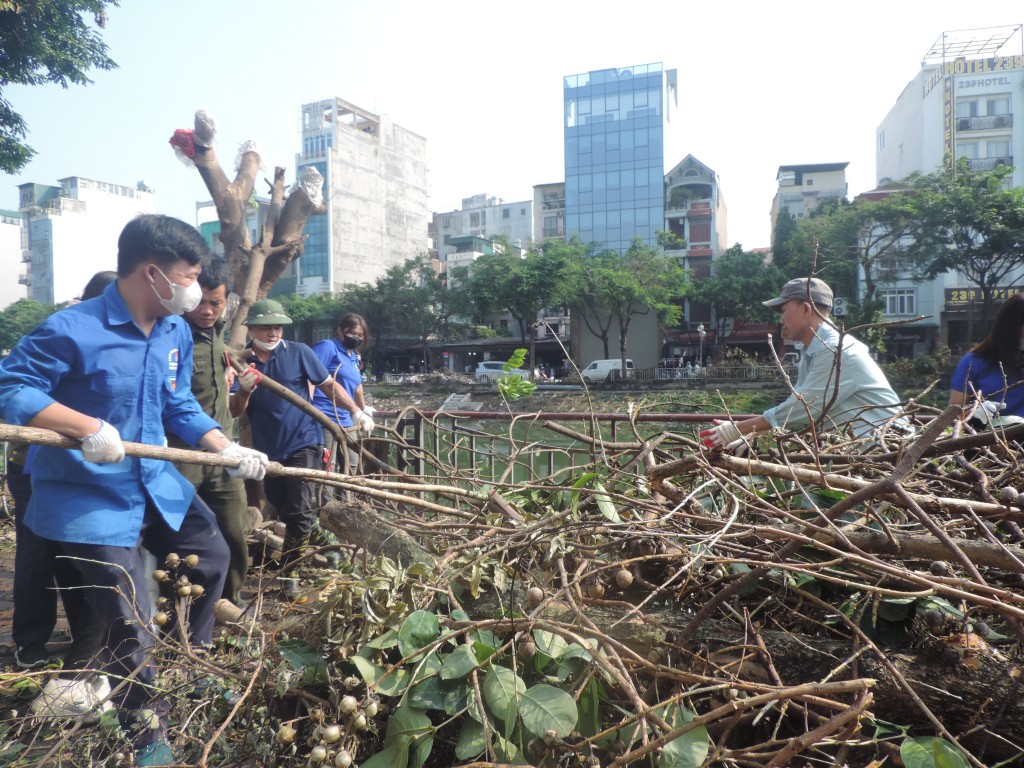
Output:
[319,499,437,568]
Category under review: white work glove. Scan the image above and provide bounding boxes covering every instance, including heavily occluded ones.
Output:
[362,405,376,417]
[237,365,262,392]
[699,419,742,450]
[218,442,268,480]
[81,419,126,463]
[354,410,375,434]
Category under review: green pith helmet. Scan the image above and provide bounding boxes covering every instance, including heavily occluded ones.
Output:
[244,299,293,326]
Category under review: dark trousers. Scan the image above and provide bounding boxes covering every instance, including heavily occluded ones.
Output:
[10,461,92,661]
[264,445,322,543]
[178,462,249,606]
[56,496,228,718]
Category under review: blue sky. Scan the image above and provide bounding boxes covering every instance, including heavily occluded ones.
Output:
[3,0,1020,251]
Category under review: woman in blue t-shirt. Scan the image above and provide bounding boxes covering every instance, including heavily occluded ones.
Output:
[312,312,374,477]
[950,294,1024,420]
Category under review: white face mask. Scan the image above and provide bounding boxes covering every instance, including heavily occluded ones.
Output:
[151,266,202,315]
[252,337,281,352]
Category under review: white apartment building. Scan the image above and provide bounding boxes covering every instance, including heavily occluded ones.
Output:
[769,163,849,242]
[18,177,157,304]
[294,98,429,295]
[431,193,534,269]
[873,25,1024,352]
[533,182,565,242]
[0,209,25,309]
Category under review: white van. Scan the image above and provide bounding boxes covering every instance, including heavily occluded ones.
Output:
[581,358,635,382]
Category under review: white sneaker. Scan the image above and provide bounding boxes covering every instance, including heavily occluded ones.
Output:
[30,676,114,724]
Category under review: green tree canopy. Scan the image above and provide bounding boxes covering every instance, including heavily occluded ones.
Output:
[561,237,690,371]
[905,160,1024,339]
[0,298,56,353]
[0,0,119,172]
[688,244,785,337]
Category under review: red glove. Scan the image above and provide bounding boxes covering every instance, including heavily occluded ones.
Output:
[699,420,741,449]
[237,364,262,392]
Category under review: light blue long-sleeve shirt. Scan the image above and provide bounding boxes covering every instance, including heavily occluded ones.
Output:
[762,322,902,438]
[0,281,220,546]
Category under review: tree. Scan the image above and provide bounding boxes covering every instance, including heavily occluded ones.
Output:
[688,245,784,338]
[562,237,690,375]
[0,298,55,354]
[458,241,567,368]
[0,0,119,173]
[906,160,1024,340]
[169,111,327,347]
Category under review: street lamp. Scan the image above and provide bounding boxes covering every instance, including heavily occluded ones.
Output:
[697,323,706,372]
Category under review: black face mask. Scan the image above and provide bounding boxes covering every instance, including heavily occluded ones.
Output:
[342,335,362,350]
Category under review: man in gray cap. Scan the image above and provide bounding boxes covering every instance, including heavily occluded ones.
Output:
[700,277,904,449]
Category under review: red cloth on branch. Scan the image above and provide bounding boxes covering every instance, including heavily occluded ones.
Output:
[169,129,196,160]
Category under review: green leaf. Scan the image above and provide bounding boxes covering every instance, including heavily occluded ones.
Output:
[533,630,568,660]
[455,719,486,760]
[661,727,711,768]
[518,684,578,737]
[351,655,381,685]
[577,678,606,737]
[443,682,473,716]
[440,645,479,680]
[398,610,440,658]
[482,666,526,721]
[901,737,971,768]
[276,639,327,684]
[593,481,622,522]
[375,666,411,697]
[406,676,445,711]
[360,742,409,768]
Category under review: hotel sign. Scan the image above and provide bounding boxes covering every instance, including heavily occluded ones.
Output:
[924,55,1024,97]
[945,286,1023,307]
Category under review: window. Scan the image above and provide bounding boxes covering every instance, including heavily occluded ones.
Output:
[689,219,711,244]
[879,289,916,316]
[987,140,1010,159]
[877,131,885,152]
[806,179,814,186]
[986,97,1010,116]
[503,208,510,219]
[956,142,978,160]
[956,100,979,118]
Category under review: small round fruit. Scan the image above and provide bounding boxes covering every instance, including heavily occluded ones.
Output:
[339,695,358,714]
[586,581,605,599]
[353,714,368,730]
[526,586,544,606]
[156,596,168,609]
[190,584,205,598]
[929,561,953,577]
[165,553,181,568]
[152,569,170,583]
[363,699,379,718]
[334,750,353,768]
[518,638,537,659]
[973,621,991,637]
[999,486,1019,503]
[344,676,361,690]
[277,724,297,745]
[614,569,634,589]
[309,707,326,723]
[310,745,328,763]
[322,724,341,743]
[184,554,200,568]
[923,609,943,627]
[177,585,193,597]
[153,611,169,626]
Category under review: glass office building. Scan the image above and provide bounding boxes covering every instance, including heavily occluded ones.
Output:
[564,63,665,252]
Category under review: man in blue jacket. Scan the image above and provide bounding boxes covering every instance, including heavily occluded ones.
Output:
[0,214,267,765]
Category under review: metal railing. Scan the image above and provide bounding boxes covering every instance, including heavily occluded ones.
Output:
[381,410,750,485]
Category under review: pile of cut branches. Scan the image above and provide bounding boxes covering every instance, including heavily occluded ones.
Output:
[5,406,1024,768]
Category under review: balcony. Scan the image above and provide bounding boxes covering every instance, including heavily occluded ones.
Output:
[18,274,30,286]
[21,249,31,263]
[957,114,1012,131]
[966,156,1013,172]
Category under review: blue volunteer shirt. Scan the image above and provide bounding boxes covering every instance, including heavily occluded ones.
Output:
[311,338,361,428]
[0,281,221,546]
[240,340,330,461]
[951,351,1024,416]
